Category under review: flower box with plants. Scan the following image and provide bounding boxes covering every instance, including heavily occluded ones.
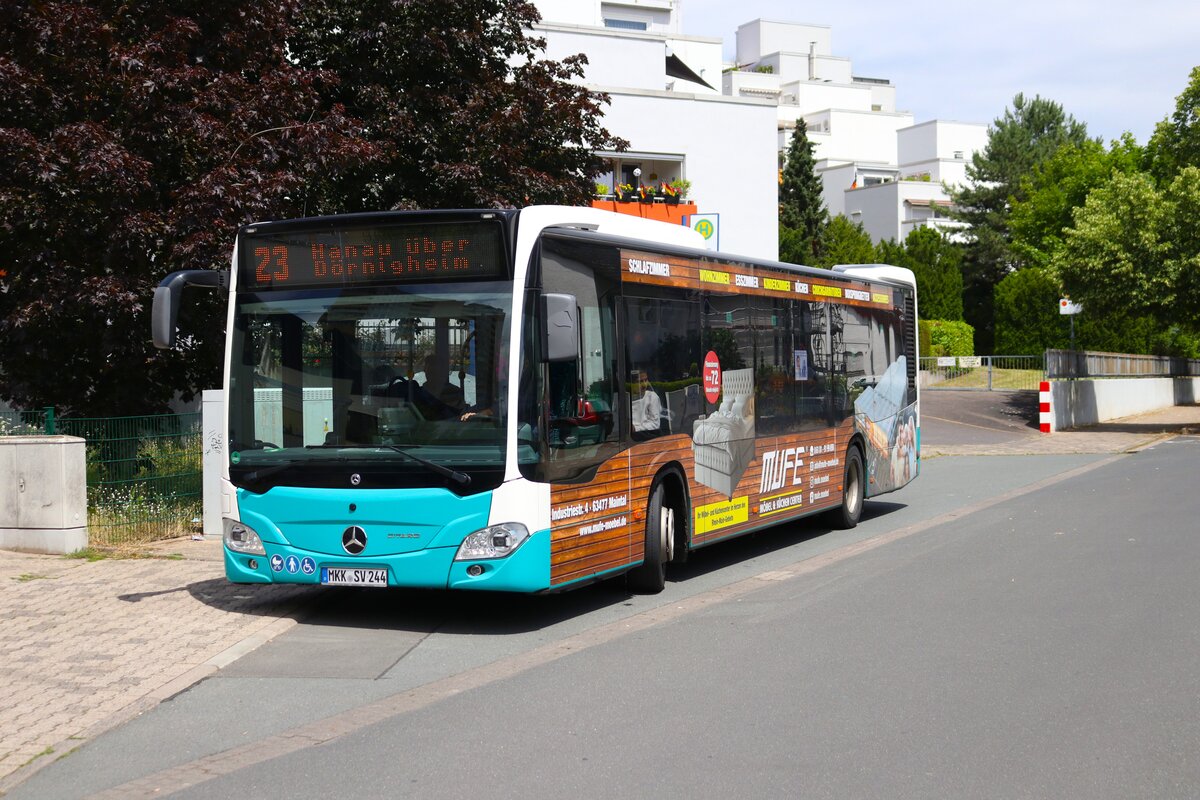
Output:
[614,183,637,203]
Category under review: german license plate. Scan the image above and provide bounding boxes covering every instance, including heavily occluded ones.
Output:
[321,567,388,587]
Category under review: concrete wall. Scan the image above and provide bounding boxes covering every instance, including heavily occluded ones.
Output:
[0,436,88,554]
[1051,377,1200,430]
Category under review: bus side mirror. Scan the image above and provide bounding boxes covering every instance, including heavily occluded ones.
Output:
[152,269,227,349]
[541,293,579,363]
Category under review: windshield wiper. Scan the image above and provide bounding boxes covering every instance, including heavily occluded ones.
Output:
[243,462,295,483]
[306,443,471,487]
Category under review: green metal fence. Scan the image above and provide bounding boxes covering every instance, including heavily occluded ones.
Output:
[1,410,203,546]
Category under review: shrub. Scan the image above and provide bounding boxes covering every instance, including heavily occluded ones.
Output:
[920,319,974,357]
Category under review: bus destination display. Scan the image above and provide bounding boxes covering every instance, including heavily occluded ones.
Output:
[241,222,505,289]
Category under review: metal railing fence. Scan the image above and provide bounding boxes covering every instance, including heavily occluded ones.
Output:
[919,355,1045,391]
[1046,350,1200,379]
[1,410,202,546]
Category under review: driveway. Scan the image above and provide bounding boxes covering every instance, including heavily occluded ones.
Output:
[920,389,1039,447]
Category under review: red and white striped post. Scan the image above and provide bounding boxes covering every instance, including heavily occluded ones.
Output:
[1039,381,1053,433]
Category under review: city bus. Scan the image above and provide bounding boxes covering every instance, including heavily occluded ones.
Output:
[152,206,919,594]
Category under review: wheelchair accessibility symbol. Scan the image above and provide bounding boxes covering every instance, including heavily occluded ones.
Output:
[694,219,714,240]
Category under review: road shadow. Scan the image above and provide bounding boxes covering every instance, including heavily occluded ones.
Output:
[1004,391,1042,432]
[115,579,317,630]
[169,499,909,636]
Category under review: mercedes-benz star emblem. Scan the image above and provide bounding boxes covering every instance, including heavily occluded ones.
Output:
[350,473,362,486]
[342,526,367,555]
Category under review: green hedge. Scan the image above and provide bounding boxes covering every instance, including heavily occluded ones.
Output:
[919,319,974,357]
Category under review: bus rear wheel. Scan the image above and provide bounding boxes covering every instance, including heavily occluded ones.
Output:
[628,484,673,594]
[827,445,864,530]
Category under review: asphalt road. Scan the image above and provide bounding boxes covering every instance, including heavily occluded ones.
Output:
[14,436,1200,799]
[920,388,1040,446]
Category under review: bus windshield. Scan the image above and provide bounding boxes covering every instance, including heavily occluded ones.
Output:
[227,280,512,493]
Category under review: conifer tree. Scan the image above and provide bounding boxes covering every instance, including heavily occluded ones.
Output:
[778,118,827,263]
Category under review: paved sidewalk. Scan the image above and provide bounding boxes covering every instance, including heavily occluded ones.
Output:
[922,404,1200,457]
[0,404,1196,793]
[0,540,311,793]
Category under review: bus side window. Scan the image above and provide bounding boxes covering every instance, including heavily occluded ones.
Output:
[795,301,831,429]
[624,295,701,440]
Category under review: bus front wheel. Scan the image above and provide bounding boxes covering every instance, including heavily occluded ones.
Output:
[827,446,864,530]
[628,484,673,594]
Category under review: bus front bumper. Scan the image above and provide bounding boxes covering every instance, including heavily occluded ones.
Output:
[223,528,552,593]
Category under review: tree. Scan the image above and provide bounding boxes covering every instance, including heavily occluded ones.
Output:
[993,268,1067,353]
[1054,166,1200,332]
[894,227,963,321]
[815,215,875,268]
[290,0,626,210]
[1008,135,1143,270]
[949,93,1092,352]
[0,0,627,415]
[778,118,827,262]
[1145,66,1200,184]
[0,0,372,415]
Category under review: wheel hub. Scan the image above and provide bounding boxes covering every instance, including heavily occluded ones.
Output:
[661,505,675,563]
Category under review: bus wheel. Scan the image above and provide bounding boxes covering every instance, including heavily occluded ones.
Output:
[827,446,864,530]
[628,484,672,594]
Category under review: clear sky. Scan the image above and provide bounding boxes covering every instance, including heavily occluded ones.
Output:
[679,0,1200,144]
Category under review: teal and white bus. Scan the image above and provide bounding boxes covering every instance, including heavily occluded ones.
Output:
[153,206,919,593]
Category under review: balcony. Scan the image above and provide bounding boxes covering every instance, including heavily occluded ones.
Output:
[590,199,697,225]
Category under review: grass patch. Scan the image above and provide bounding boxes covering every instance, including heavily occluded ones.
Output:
[64,547,112,561]
[13,573,53,582]
[64,547,186,562]
[22,746,54,768]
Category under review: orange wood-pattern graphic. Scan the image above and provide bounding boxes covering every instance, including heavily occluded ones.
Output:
[548,421,856,586]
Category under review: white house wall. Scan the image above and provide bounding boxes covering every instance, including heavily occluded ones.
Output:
[758,52,852,84]
[803,109,913,164]
[667,37,723,93]
[818,163,857,218]
[538,26,673,91]
[844,180,958,244]
[535,0,681,32]
[737,19,833,63]
[898,120,987,166]
[846,182,902,242]
[780,82,874,114]
[603,90,780,259]
[865,82,897,112]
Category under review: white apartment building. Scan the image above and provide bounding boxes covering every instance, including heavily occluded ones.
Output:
[726,19,987,244]
[533,0,780,259]
[531,3,986,255]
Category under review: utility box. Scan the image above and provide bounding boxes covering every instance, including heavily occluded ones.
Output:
[0,435,88,554]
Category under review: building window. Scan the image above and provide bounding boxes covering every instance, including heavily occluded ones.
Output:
[604,18,648,30]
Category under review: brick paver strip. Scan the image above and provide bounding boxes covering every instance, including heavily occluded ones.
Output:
[0,551,310,793]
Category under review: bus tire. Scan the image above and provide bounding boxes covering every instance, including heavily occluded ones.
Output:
[827,445,864,530]
[628,483,671,593]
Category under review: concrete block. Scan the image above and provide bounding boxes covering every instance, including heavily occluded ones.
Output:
[0,435,88,554]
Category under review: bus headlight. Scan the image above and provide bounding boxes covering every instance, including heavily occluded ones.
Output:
[223,518,266,555]
[454,522,530,560]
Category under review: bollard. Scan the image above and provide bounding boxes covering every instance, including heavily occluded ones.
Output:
[1039,381,1053,433]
